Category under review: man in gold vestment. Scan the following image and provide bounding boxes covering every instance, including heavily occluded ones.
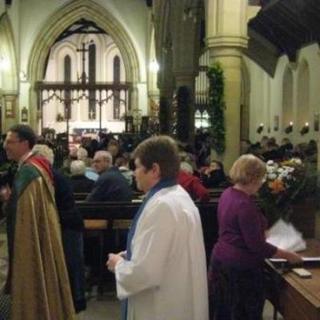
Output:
[2,125,75,320]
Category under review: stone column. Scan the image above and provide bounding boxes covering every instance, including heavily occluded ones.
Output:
[206,0,248,170]
[174,71,197,143]
[158,46,174,134]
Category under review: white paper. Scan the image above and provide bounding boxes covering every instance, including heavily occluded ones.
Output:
[266,219,306,252]
[269,257,320,263]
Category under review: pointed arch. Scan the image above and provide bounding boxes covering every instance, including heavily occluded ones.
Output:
[28,0,139,84]
[64,55,71,82]
[27,0,140,127]
[0,13,18,92]
[282,66,293,131]
[297,60,310,129]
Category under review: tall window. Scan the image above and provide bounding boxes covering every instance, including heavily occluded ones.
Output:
[88,43,96,119]
[282,67,293,131]
[64,55,71,119]
[113,55,120,119]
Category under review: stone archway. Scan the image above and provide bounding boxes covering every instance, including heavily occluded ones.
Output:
[28,0,140,128]
[0,13,18,132]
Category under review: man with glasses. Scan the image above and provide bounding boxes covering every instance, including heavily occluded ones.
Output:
[86,150,132,202]
[1,124,75,319]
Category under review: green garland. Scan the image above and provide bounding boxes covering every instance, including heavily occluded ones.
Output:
[207,63,226,154]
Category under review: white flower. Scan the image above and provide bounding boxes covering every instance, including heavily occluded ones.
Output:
[291,158,302,165]
[268,173,277,180]
[279,171,288,179]
[267,160,274,166]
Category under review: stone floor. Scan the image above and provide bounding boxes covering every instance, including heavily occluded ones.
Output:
[0,222,281,320]
[79,283,281,320]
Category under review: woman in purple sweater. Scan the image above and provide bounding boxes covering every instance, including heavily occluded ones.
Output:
[208,154,302,320]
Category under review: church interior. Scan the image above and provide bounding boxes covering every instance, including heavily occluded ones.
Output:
[1,0,320,319]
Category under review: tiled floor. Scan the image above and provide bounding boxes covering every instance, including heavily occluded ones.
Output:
[0,222,281,320]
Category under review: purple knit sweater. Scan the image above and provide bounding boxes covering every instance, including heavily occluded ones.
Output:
[212,187,277,268]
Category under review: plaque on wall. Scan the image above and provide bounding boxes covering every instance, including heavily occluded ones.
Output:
[4,95,16,118]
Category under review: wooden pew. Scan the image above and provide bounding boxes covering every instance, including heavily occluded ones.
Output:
[77,199,218,294]
[74,187,225,202]
[73,190,144,201]
[77,199,219,263]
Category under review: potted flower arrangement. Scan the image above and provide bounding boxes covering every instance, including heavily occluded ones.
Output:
[259,158,307,226]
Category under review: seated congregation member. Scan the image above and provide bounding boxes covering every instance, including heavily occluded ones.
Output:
[33,144,86,313]
[115,153,134,187]
[201,160,227,188]
[177,161,210,202]
[107,136,209,320]
[86,150,132,202]
[70,160,95,193]
[208,154,302,320]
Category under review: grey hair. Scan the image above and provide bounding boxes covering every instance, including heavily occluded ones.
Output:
[70,160,86,176]
[180,161,193,174]
[32,144,54,165]
[94,150,113,164]
[77,147,88,161]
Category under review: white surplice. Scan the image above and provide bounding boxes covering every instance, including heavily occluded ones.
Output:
[115,185,209,320]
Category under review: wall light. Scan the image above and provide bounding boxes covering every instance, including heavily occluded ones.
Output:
[285,121,293,134]
[300,122,309,135]
[149,59,159,73]
[0,56,10,71]
[256,123,264,134]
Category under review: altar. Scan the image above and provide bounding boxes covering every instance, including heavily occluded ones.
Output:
[266,239,320,320]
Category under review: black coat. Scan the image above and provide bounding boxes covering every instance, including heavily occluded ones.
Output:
[86,166,132,202]
[70,175,95,193]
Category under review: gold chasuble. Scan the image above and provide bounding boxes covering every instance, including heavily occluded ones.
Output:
[5,156,75,319]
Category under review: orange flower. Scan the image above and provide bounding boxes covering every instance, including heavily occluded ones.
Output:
[268,179,285,194]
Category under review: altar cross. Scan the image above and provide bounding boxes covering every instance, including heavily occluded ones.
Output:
[77,42,89,84]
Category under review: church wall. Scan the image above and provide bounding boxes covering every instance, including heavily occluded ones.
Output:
[17,0,148,79]
[246,43,320,147]
[1,0,150,132]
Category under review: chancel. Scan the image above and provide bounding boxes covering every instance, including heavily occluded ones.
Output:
[1,0,320,319]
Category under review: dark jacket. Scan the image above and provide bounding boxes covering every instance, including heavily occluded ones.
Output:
[53,169,84,231]
[86,166,132,202]
[70,175,95,193]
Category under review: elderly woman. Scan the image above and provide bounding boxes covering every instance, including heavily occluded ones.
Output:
[208,154,302,320]
[70,160,95,193]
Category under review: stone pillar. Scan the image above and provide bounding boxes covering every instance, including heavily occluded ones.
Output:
[158,85,173,134]
[206,0,248,170]
[158,46,174,134]
[174,72,196,143]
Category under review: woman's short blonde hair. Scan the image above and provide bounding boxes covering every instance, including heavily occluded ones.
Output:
[229,154,266,185]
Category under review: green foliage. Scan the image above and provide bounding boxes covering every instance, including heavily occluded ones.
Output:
[207,63,226,154]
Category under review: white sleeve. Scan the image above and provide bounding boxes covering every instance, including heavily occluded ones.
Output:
[115,200,175,299]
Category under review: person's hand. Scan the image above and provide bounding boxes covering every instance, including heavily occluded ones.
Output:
[285,251,303,265]
[274,248,303,265]
[118,251,127,259]
[0,185,11,202]
[106,253,124,273]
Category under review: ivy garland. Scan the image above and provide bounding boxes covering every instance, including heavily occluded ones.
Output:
[207,63,226,154]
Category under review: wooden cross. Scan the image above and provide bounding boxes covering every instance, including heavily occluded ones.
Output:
[76,42,89,84]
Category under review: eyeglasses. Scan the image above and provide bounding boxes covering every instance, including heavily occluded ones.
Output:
[4,139,22,145]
